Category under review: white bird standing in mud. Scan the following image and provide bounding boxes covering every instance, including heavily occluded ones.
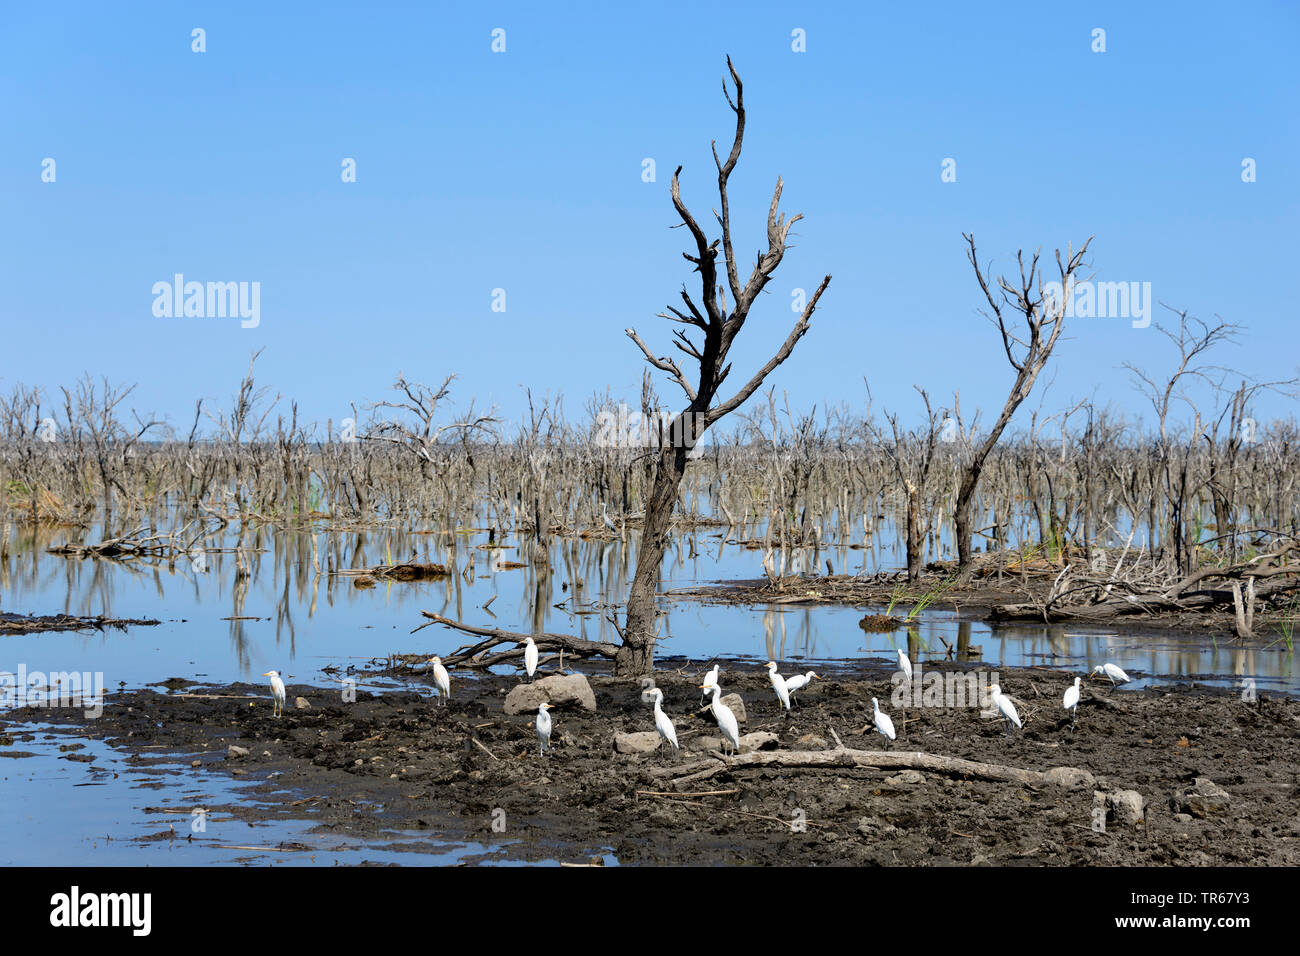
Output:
[646,687,679,755]
[784,670,818,705]
[535,701,553,756]
[522,636,539,680]
[1063,676,1081,729]
[425,656,451,706]
[897,648,913,684]
[701,683,741,758]
[1090,662,1131,685]
[262,670,285,718]
[766,661,792,714]
[872,697,896,748]
[988,683,1022,736]
[700,663,720,705]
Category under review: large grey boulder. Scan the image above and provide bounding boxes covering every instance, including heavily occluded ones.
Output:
[504,673,597,715]
[614,731,663,754]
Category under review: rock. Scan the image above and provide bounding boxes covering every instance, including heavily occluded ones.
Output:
[1173,813,1193,824]
[1043,766,1096,789]
[857,815,898,836]
[613,731,662,754]
[504,674,597,715]
[190,760,200,768]
[886,770,925,786]
[1106,789,1146,826]
[226,745,250,759]
[690,731,777,753]
[294,696,311,710]
[720,693,747,724]
[1172,777,1230,818]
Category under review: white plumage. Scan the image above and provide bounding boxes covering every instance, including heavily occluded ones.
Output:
[766,661,791,713]
[872,697,896,747]
[425,656,451,706]
[262,670,285,718]
[1091,662,1131,685]
[647,688,679,752]
[535,702,553,756]
[784,670,818,703]
[700,663,720,705]
[988,683,1022,735]
[523,637,538,679]
[702,684,741,757]
[1063,676,1081,728]
[897,648,913,683]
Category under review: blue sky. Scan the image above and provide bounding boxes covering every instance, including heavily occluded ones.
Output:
[2,1,1297,435]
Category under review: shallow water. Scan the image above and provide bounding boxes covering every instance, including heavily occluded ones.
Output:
[1,520,1294,864]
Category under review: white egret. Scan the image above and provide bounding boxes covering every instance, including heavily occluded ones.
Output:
[871,697,896,749]
[766,661,792,714]
[701,684,741,758]
[425,656,451,706]
[262,670,286,718]
[988,683,1022,736]
[1063,676,1081,729]
[1090,662,1131,685]
[699,663,720,705]
[784,670,819,705]
[897,648,913,683]
[522,636,539,680]
[535,701,553,756]
[646,687,679,755]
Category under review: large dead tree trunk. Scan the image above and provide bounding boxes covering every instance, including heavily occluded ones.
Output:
[953,233,1092,581]
[616,57,832,675]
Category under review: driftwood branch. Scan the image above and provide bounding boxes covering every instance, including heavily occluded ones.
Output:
[646,743,1096,792]
[418,611,620,667]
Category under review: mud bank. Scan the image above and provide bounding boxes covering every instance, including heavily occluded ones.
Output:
[5,660,1298,866]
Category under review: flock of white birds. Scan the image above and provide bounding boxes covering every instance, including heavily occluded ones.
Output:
[257,647,1133,758]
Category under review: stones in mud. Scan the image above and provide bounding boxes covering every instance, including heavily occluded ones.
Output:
[692,730,778,753]
[504,674,597,715]
[1095,789,1146,826]
[294,697,311,710]
[226,745,250,759]
[1171,776,1230,818]
[885,770,925,786]
[857,815,898,836]
[1043,766,1096,789]
[614,731,662,754]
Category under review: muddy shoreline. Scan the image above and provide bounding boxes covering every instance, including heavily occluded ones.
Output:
[5,658,1297,866]
[668,572,1295,639]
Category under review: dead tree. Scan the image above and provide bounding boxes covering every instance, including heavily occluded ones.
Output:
[618,57,832,674]
[953,233,1093,580]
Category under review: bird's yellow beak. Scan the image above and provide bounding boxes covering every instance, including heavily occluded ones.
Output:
[262,671,272,677]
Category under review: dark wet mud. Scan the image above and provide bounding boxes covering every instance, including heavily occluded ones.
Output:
[5,660,1298,866]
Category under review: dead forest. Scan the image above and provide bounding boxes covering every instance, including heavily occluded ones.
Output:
[2,321,1299,649]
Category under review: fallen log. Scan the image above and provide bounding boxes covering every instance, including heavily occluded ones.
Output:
[646,742,1096,791]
